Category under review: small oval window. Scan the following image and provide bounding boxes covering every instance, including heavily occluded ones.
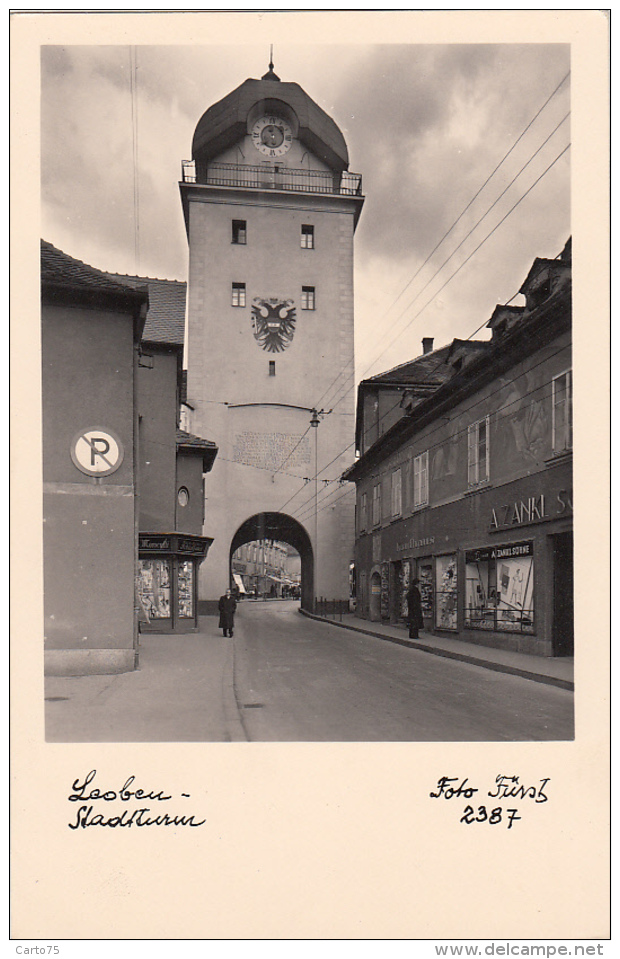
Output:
[177,487,189,507]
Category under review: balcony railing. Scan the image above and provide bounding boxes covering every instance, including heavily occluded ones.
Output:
[181,160,363,197]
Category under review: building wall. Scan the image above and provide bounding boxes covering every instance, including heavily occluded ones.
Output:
[137,347,179,532]
[353,330,572,656]
[175,452,205,534]
[41,302,136,674]
[185,183,357,605]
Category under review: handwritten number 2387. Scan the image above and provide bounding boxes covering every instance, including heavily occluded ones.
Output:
[460,805,521,828]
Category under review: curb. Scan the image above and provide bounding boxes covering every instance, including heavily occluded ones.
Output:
[299,609,574,692]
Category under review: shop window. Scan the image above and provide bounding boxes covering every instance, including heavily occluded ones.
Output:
[301,224,315,249]
[418,562,434,621]
[231,282,246,307]
[391,467,402,517]
[413,450,429,507]
[301,286,315,310]
[232,219,247,244]
[467,416,490,487]
[137,559,171,620]
[465,542,534,633]
[177,561,194,619]
[399,559,412,620]
[372,483,381,526]
[552,370,572,452]
[435,554,458,630]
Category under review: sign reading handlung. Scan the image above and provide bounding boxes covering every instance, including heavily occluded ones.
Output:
[251,297,296,353]
[71,427,124,476]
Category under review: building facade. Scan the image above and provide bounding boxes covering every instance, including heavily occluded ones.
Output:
[180,61,364,612]
[231,540,301,597]
[107,272,219,633]
[345,240,573,658]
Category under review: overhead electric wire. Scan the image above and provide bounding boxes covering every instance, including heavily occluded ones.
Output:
[289,288,572,521]
[323,132,571,419]
[270,425,313,476]
[311,70,570,416]
[292,364,570,526]
[326,140,571,422]
[277,141,571,519]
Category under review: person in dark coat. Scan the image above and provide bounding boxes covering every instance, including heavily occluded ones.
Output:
[406,578,424,639]
[218,588,237,637]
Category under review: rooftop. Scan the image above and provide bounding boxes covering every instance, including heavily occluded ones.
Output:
[176,428,218,473]
[41,240,147,301]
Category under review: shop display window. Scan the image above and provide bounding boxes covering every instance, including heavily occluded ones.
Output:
[399,560,411,620]
[137,559,171,620]
[435,554,457,629]
[178,561,194,618]
[465,542,534,633]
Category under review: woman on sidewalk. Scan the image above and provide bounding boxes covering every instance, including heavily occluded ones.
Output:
[218,588,237,638]
[406,578,424,640]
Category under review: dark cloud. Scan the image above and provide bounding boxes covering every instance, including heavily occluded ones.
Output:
[40,41,570,327]
[333,43,570,276]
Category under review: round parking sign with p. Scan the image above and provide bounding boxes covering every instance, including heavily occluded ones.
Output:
[71,428,124,477]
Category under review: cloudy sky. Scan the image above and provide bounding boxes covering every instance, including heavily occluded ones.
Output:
[41,38,570,383]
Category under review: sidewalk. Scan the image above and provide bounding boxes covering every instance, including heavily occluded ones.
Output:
[301,610,574,691]
[45,619,246,742]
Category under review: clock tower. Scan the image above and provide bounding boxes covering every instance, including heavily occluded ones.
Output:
[180,61,364,611]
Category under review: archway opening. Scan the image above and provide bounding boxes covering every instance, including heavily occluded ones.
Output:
[369,570,382,622]
[229,512,314,611]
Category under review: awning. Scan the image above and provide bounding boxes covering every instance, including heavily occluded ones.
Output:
[232,573,247,593]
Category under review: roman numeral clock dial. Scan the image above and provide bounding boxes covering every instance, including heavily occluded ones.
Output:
[251,115,293,157]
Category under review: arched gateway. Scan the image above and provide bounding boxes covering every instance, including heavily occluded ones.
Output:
[180,61,364,612]
[230,512,313,610]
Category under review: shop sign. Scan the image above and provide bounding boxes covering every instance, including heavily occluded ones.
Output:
[490,495,545,530]
[466,540,533,564]
[396,535,435,553]
[139,535,171,552]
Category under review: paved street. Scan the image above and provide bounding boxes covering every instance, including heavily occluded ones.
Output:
[231,600,573,741]
[45,599,574,743]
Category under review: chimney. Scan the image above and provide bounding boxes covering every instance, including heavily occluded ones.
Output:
[422,337,434,355]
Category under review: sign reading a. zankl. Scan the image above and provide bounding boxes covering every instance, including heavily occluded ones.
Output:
[490,495,545,531]
[71,428,124,477]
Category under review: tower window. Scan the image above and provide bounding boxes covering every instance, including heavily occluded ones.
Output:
[232,220,247,244]
[301,286,315,310]
[301,225,314,249]
[231,282,246,307]
[269,361,276,377]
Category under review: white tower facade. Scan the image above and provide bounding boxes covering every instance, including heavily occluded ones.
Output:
[180,64,364,611]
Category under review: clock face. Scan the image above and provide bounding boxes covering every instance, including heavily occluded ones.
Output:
[251,116,293,157]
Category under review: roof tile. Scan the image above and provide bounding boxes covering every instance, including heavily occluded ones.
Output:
[105,272,186,345]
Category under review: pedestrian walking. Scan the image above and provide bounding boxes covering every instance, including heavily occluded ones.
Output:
[406,578,424,639]
[218,588,237,637]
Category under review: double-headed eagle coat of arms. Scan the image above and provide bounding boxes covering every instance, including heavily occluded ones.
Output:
[251,297,297,353]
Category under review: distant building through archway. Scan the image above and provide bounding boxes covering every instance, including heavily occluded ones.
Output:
[229,512,314,610]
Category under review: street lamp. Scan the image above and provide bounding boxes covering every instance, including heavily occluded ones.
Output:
[310,408,321,612]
